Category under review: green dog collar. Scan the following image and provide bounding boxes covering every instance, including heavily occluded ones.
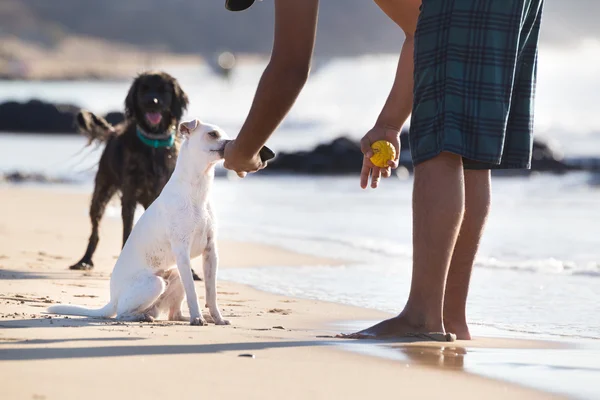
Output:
[136,126,176,149]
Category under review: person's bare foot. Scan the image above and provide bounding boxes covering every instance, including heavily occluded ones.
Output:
[443,318,471,340]
[336,314,451,340]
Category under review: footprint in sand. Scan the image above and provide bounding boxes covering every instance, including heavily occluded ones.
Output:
[268,308,292,315]
[0,295,54,304]
[37,251,64,259]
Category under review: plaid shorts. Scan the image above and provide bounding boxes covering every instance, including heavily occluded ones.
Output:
[409,0,544,169]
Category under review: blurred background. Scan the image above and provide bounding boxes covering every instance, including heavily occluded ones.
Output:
[0,0,599,347]
[1,0,600,165]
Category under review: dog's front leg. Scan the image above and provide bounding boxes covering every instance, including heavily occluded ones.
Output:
[172,243,205,326]
[203,231,230,325]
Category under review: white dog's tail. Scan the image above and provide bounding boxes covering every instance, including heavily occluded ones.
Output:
[47,300,117,318]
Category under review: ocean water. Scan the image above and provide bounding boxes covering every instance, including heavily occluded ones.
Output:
[1,48,600,397]
[2,133,598,341]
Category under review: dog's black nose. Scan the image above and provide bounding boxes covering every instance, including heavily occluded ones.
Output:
[144,96,161,107]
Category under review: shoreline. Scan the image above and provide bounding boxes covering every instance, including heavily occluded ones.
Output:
[0,186,574,399]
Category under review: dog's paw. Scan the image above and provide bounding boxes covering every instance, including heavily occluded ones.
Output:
[142,314,155,323]
[168,311,188,322]
[210,313,231,326]
[69,261,94,271]
[190,317,208,326]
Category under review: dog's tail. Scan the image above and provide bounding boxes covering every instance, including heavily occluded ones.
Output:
[75,109,117,146]
[47,300,117,318]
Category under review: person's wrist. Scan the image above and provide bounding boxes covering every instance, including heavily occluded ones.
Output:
[230,140,259,159]
[374,119,401,133]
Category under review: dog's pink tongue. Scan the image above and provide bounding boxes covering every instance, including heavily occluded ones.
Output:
[145,112,162,125]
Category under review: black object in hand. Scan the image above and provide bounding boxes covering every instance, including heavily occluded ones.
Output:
[259,146,275,162]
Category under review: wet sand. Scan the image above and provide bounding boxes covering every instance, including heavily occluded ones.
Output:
[0,186,565,399]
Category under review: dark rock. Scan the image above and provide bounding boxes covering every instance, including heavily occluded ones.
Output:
[1,171,74,184]
[104,111,125,126]
[266,133,578,176]
[0,99,123,134]
[530,140,574,173]
[266,136,363,175]
[0,100,80,133]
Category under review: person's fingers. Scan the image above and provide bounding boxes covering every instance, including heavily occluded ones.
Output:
[360,159,371,189]
[371,166,382,189]
[387,159,399,169]
[381,167,391,178]
[236,171,247,178]
[360,137,374,158]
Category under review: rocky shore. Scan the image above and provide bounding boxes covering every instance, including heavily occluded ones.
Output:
[0,99,124,134]
[264,135,583,176]
[1,99,596,180]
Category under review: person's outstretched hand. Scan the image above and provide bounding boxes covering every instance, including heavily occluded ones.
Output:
[223,140,266,178]
[359,126,401,189]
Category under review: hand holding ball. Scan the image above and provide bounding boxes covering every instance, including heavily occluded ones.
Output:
[369,140,397,168]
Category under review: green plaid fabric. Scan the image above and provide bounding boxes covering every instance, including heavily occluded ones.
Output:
[409,0,544,169]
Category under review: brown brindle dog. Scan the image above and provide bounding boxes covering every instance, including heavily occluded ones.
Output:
[69,71,202,281]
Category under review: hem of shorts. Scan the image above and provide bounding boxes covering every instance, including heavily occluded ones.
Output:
[411,148,531,170]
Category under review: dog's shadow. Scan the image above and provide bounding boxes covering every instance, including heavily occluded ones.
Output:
[0,317,339,362]
[0,341,334,362]
[0,329,335,362]
[0,268,51,280]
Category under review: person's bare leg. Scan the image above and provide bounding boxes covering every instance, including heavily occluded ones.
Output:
[443,169,491,340]
[340,152,465,339]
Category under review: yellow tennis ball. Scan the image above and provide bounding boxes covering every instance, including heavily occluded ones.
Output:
[370,140,396,168]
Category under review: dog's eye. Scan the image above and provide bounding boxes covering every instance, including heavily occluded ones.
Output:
[208,131,219,139]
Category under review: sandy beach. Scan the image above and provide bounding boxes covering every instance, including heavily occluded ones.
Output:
[0,186,566,399]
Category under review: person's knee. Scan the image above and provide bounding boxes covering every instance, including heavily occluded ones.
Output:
[464,169,491,185]
[416,152,463,172]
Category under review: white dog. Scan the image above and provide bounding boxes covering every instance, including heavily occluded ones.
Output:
[48,119,230,326]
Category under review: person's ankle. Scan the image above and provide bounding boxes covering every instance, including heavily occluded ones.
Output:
[399,308,444,333]
[443,315,471,340]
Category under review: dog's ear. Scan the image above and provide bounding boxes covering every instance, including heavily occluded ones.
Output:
[170,77,189,121]
[124,75,140,118]
[179,119,200,137]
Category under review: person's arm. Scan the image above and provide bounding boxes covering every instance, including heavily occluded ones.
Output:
[224,0,319,174]
[374,50,413,131]
[359,30,416,189]
[358,53,408,189]
[372,0,418,130]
